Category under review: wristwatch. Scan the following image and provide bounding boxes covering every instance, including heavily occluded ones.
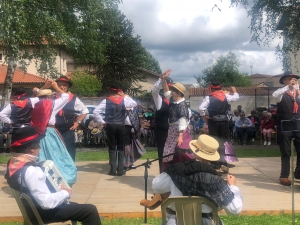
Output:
[77,120,82,124]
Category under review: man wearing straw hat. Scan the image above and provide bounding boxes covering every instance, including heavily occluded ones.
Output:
[272,71,300,186]
[93,84,137,176]
[55,76,88,161]
[141,134,243,225]
[199,81,239,171]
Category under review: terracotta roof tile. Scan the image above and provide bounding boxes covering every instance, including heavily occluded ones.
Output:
[0,65,46,84]
[189,86,280,96]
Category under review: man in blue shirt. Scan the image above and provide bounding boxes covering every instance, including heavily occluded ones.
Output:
[235,112,253,145]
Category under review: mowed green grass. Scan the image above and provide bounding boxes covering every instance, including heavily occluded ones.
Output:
[0,147,282,164]
[1,214,300,225]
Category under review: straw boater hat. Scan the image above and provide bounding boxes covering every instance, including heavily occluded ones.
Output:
[36,89,54,97]
[170,82,186,96]
[76,130,83,136]
[189,134,220,161]
[279,71,300,85]
[91,128,100,135]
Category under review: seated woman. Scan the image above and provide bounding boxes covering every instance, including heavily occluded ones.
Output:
[88,118,104,145]
[141,134,243,225]
[261,112,275,146]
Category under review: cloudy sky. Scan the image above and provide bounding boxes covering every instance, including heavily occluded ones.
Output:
[118,0,284,85]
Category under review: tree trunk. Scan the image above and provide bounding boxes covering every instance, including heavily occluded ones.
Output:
[1,61,17,108]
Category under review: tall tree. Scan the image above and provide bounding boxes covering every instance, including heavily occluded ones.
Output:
[0,0,119,106]
[196,51,251,87]
[216,1,300,70]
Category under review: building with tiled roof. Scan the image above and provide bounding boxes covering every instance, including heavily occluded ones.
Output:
[248,73,284,87]
[0,65,46,96]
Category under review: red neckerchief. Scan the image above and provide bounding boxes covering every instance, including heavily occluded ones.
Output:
[163,96,170,105]
[286,91,298,114]
[209,90,226,101]
[12,99,28,109]
[56,93,74,116]
[108,95,124,105]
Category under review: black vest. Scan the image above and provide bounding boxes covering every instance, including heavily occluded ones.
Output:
[207,96,228,118]
[277,92,300,122]
[105,98,126,125]
[169,101,189,124]
[5,161,60,223]
[155,98,170,130]
[10,99,33,127]
[55,96,76,129]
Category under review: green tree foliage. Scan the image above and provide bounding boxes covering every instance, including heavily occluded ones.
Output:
[196,51,251,87]
[69,71,102,97]
[216,0,300,70]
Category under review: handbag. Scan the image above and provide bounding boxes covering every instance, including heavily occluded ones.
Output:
[132,137,146,161]
[212,114,228,122]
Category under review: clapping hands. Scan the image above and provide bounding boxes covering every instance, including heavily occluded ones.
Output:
[160,69,172,79]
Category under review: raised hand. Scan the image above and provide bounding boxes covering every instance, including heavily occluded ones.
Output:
[160,69,172,79]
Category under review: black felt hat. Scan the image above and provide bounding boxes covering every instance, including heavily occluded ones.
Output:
[279,71,300,85]
[10,126,44,149]
[14,86,27,96]
[55,76,72,87]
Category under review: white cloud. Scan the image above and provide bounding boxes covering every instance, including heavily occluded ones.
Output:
[119,0,284,85]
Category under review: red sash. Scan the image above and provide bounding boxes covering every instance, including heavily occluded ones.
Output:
[31,99,53,134]
[209,90,226,101]
[12,99,28,109]
[286,91,298,114]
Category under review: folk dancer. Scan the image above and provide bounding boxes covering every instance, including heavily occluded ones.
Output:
[55,76,88,161]
[93,85,137,176]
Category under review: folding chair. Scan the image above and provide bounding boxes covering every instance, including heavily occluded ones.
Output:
[161,196,219,225]
[11,188,76,225]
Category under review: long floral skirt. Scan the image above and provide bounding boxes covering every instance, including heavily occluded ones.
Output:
[162,125,194,171]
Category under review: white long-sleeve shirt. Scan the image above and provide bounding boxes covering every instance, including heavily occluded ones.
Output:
[164,91,191,131]
[152,78,163,110]
[22,160,69,209]
[152,172,243,215]
[272,85,300,102]
[48,93,69,125]
[93,96,137,124]
[199,93,240,116]
[0,97,40,124]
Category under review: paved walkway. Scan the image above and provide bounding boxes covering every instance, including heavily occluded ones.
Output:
[1,157,300,222]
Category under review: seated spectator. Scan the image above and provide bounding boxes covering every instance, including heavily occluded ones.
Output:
[247,110,260,141]
[237,105,244,114]
[88,119,104,145]
[189,114,204,134]
[229,109,240,139]
[0,123,12,153]
[260,111,267,123]
[261,112,275,146]
[5,126,101,225]
[235,112,253,145]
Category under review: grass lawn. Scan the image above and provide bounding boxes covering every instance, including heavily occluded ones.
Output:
[0,214,300,225]
[0,146,282,164]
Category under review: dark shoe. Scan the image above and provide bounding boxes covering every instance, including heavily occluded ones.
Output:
[279,178,291,186]
[295,167,300,179]
[117,151,125,172]
[116,170,126,176]
[108,170,116,176]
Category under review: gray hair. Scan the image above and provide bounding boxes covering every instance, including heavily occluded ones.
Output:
[266,112,272,117]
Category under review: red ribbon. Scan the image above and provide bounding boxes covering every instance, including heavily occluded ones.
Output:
[286,91,298,114]
[11,133,39,147]
[14,92,26,99]
[209,84,221,89]
[57,78,69,82]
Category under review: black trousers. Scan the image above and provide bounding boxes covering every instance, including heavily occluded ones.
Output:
[106,124,125,151]
[155,127,169,173]
[278,130,300,178]
[57,129,76,161]
[50,202,101,225]
[208,120,229,167]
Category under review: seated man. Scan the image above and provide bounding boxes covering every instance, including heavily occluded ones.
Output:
[5,126,101,225]
[140,134,243,225]
[247,110,260,141]
[88,118,104,145]
[189,114,204,134]
[235,112,253,145]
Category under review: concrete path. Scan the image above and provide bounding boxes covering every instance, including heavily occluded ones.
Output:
[1,157,300,222]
